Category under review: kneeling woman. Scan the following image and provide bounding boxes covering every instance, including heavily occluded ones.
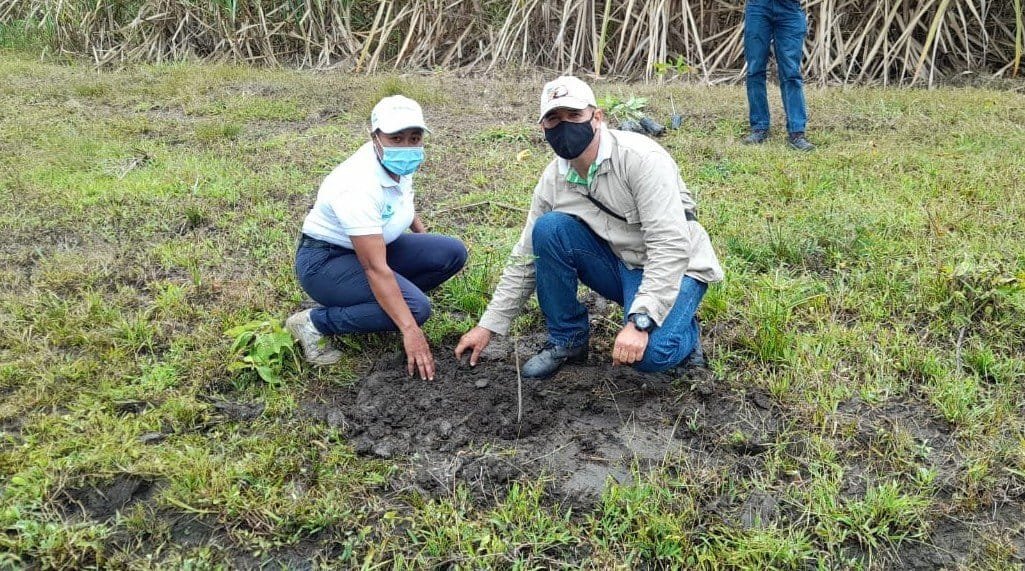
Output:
[287,96,467,380]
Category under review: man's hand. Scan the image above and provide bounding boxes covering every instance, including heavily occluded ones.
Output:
[402,327,435,380]
[612,323,648,366]
[454,326,493,367]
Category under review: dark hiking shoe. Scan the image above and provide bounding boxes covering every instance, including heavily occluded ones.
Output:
[787,132,815,152]
[679,337,706,369]
[742,129,770,144]
[521,342,588,379]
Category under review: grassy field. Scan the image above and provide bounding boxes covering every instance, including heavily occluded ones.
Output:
[1,44,1024,569]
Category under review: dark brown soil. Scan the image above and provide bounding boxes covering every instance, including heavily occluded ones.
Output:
[302,334,779,505]
[57,474,159,522]
[297,339,1025,567]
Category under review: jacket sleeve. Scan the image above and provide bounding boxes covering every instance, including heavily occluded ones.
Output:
[626,151,692,325]
[478,177,552,335]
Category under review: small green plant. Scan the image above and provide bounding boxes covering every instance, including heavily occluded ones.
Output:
[653,55,692,77]
[597,95,648,123]
[225,318,300,385]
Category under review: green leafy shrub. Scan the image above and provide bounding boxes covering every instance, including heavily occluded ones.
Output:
[597,95,648,123]
[225,318,300,385]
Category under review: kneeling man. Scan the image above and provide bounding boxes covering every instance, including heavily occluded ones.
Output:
[456,76,723,379]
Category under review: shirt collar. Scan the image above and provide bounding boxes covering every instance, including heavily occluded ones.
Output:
[556,124,612,177]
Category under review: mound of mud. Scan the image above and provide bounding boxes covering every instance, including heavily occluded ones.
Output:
[57,474,159,522]
[304,336,780,504]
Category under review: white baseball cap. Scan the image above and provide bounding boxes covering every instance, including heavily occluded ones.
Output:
[537,76,597,123]
[370,95,430,134]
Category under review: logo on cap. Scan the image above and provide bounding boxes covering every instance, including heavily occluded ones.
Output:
[547,85,569,102]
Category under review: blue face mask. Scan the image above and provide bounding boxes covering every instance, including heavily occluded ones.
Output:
[377,144,424,176]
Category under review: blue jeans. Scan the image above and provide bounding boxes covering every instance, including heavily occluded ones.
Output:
[295,233,467,335]
[532,212,708,373]
[744,0,808,134]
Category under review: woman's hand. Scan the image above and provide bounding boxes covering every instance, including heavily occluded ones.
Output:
[403,327,435,380]
[410,216,427,233]
[454,326,493,367]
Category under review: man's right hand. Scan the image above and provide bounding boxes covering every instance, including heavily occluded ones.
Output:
[454,326,493,367]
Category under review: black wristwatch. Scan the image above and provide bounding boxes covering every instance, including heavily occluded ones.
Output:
[628,313,655,332]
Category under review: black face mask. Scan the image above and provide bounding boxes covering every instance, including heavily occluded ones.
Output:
[544,114,595,159]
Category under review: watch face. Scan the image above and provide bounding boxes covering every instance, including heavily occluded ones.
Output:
[633,314,652,331]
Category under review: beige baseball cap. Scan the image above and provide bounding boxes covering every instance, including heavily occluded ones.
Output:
[370,95,430,134]
[537,76,597,123]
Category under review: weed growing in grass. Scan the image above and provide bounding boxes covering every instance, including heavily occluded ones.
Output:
[405,482,575,567]
[195,121,242,142]
[589,469,699,563]
[225,318,300,385]
[839,481,932,549]
[696,525,819,569]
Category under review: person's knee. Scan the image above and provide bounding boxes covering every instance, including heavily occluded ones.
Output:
[409,297,432,325]
[778,65,803,82]
[634,335,693,373]
[634,348,680,373]
[443,237,468,272]
[532,212,577,249]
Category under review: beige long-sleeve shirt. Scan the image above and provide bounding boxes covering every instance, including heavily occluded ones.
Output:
[478,126,724,335]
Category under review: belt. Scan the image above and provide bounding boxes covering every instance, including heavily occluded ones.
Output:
[298,234,349,251]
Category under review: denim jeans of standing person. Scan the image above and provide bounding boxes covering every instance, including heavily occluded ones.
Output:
[744,0,808,134]
[531,212,708,373]
[295,233,467,335]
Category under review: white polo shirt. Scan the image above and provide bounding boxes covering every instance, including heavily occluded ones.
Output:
[301,142,415,249]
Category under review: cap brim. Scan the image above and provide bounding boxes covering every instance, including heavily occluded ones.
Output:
[376,122,431,134]
[537,97,592,123]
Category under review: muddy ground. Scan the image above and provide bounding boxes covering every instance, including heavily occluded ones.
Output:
[298,336,1025,567]
[51,337,1025,567]
[302,333,778,505]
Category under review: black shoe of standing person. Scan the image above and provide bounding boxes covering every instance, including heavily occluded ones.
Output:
[520,341,588,380]
[742,129,770,145]
[787,132,815,152]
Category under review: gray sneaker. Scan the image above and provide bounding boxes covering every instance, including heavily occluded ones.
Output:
[285,309,342,366]
[743,129,770,144]
[521,341,588,379]
[787,132,815,152]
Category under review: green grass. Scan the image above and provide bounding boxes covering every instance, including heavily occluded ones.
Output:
[2,47,1025,568]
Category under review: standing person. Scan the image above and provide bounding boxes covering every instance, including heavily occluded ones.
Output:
[286,95,467,380]
[455,76,723,379]
[742,0,815,151]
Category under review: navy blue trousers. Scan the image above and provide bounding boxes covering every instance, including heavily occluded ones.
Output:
[295,233,467,335]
